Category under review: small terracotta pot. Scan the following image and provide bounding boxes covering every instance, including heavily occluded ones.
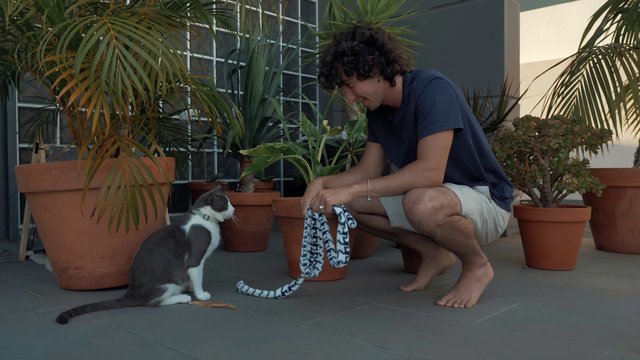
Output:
[513,203,591,270]
[221,191,280,252]
[273,197,351,281]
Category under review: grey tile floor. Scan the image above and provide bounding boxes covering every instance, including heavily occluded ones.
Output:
[1,229,639,360]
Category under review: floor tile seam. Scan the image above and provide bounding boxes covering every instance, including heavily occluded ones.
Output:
[90,319,201,360]
[302,304,371,325]
[332,333,432,360]
[3,305,66,320]
[347,299,444,319]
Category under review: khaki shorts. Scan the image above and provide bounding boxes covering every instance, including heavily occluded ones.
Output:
[379,183,511,244]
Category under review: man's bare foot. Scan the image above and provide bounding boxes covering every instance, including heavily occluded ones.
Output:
[400,246,456,292]
[436,260,494,308]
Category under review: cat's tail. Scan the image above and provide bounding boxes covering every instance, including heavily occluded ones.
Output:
[56,296,143,324]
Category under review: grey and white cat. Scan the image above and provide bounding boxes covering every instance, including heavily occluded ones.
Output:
[56,186,234,324]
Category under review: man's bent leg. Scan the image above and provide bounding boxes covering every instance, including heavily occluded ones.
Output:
[347,198,456,292]
[403,187,494,308]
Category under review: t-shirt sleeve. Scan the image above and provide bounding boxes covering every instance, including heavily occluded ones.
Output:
[366,110,380,143]
[415,79,464,139]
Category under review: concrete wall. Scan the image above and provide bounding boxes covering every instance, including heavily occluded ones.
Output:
[403,0,520,95]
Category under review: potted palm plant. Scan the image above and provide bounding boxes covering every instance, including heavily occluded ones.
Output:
[535,0,640,253]
[0,0,238,289]
[493,115,612,270]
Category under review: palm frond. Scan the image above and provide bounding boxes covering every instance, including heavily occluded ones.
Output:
[540,0,640,140]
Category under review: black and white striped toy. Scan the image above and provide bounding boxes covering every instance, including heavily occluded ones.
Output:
[236,205,356,298]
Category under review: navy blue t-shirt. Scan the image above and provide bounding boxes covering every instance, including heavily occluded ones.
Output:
[367,69,513,212]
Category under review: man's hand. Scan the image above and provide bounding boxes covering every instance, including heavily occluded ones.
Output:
[301,178,326,216]
[310,187,357,214]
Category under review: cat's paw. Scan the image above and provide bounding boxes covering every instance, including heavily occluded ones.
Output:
[195,291,211,301]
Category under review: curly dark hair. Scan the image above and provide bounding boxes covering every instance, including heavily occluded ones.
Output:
[318,24,413,90]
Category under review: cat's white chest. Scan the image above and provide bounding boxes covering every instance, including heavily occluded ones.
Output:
[182,216,221,264]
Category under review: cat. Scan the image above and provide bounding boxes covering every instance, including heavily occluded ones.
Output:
[56,185,234,324]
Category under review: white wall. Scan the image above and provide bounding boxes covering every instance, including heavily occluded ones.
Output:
[520,0,637,168]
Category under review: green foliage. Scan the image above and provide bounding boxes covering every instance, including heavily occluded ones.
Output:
[317,0,424,56]
[240,93,368,186]
[465,78,526,138]
[221,5,297,161]
[493,115,613,208]
[0,0,239,232]
[537,0,639,146]
[240,115,347,185]
[215,4,300,191]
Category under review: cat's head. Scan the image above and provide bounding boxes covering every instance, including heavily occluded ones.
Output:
[192,185,234,222]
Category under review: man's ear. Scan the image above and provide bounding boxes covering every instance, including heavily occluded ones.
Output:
[367,56,380,75]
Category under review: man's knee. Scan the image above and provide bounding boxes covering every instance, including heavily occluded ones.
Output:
[403,187,457,231]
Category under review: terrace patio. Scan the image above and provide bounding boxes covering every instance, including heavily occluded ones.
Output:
[1,223,638,360]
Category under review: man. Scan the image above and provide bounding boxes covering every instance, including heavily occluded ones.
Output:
[302,25,514,308]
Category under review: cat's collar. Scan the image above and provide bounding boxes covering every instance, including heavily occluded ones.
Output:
[193,209,213,222]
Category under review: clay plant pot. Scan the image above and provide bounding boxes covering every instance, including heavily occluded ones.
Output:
[351,228,380,259]
[273,197,351,281]
[582,168,640,254]
[220,190,280,252]
[254,180,277,192]
[513,203,591,270]
[14,157,175,290]
[188,180,228,202]
[399,245,421,274]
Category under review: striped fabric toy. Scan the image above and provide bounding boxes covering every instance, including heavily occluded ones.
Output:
[236,205,356,298]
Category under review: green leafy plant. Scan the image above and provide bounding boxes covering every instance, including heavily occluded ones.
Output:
[0,0,239,231]
[240,115,346,185]
[239,92,369,186]
[535,0,639,166]
[492,115,613,208]
[218,4,299,192]
[317,0,425,56]
[465,78,526,138]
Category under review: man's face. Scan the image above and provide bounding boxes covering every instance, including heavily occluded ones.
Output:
[340,74,384,111]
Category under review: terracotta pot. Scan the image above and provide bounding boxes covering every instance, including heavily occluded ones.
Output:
[188,181,228,202]
[254,180,277,192]
[513,203,591,270]
[273,197,351,281]
[399,244,421,274]
[351,228,380,259]
[582,168,640,254]
[14,158,175,290]
[220,191,280,252]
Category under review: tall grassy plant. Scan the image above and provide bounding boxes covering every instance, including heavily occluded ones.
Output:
[537,0,640,166]
[221,4,299,191]
[0,0,240,231]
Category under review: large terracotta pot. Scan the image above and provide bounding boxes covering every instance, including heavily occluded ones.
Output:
[351,228,380,259]
[273,197,351,281]
[513,203,591,270]
[220,190,280,252]
[582,168,640,254]
[188,180,228,201]
[14,158,175,290]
